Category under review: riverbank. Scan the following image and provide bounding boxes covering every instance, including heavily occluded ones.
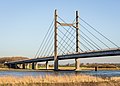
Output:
[0,74,120,86]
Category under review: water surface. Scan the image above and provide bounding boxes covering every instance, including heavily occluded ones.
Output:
[0,70,120,77]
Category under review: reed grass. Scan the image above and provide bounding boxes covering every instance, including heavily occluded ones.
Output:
[0,74,120,86]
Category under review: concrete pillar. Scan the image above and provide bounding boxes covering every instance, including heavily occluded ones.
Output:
[32,62,35,69]
[9,64,11,68]
[75,58,80,70]
[32,62,38,70]
[95,66,98,71]
[46,61,49,69]
[22,63,25,69]
[14,63,17,69]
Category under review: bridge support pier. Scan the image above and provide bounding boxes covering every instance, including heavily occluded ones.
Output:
[32,62,38,70]
[54,60,58,71]
[8,64,11,69]
[95,66,98,71]
[22,63,25,69]
[32,62,34,69]
[14,63,17,69]
[46,61,49,69]
[75,58,80,70]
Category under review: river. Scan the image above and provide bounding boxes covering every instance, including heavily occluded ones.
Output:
[0,70,120,77]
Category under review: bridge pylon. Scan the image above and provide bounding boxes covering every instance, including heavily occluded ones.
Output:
[75,11,80,70]
[54,9,58,71]
[54,10,80,71]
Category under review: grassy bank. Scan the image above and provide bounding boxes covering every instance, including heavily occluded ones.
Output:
[0,74,120,86]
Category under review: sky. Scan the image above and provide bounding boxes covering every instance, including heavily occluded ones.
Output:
[0,0,120,63]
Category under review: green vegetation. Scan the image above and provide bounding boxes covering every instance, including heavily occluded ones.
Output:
[0,57,29,68]
[0,57,28,64]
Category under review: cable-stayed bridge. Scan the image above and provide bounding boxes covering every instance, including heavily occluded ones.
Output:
[5,10,120,71]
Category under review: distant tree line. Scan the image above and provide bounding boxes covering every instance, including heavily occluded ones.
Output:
[0,57,28,64]
[55,63,120,68]
[0,57,29,68]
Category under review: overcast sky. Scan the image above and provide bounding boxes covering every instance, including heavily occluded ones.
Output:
[0,0,120,63]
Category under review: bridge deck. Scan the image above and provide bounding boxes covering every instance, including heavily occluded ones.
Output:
[5,48,120,65]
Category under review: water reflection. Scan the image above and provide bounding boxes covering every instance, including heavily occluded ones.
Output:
[0,70,120,77]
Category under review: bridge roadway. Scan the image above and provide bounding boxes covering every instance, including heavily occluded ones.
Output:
[5,48,120,65]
